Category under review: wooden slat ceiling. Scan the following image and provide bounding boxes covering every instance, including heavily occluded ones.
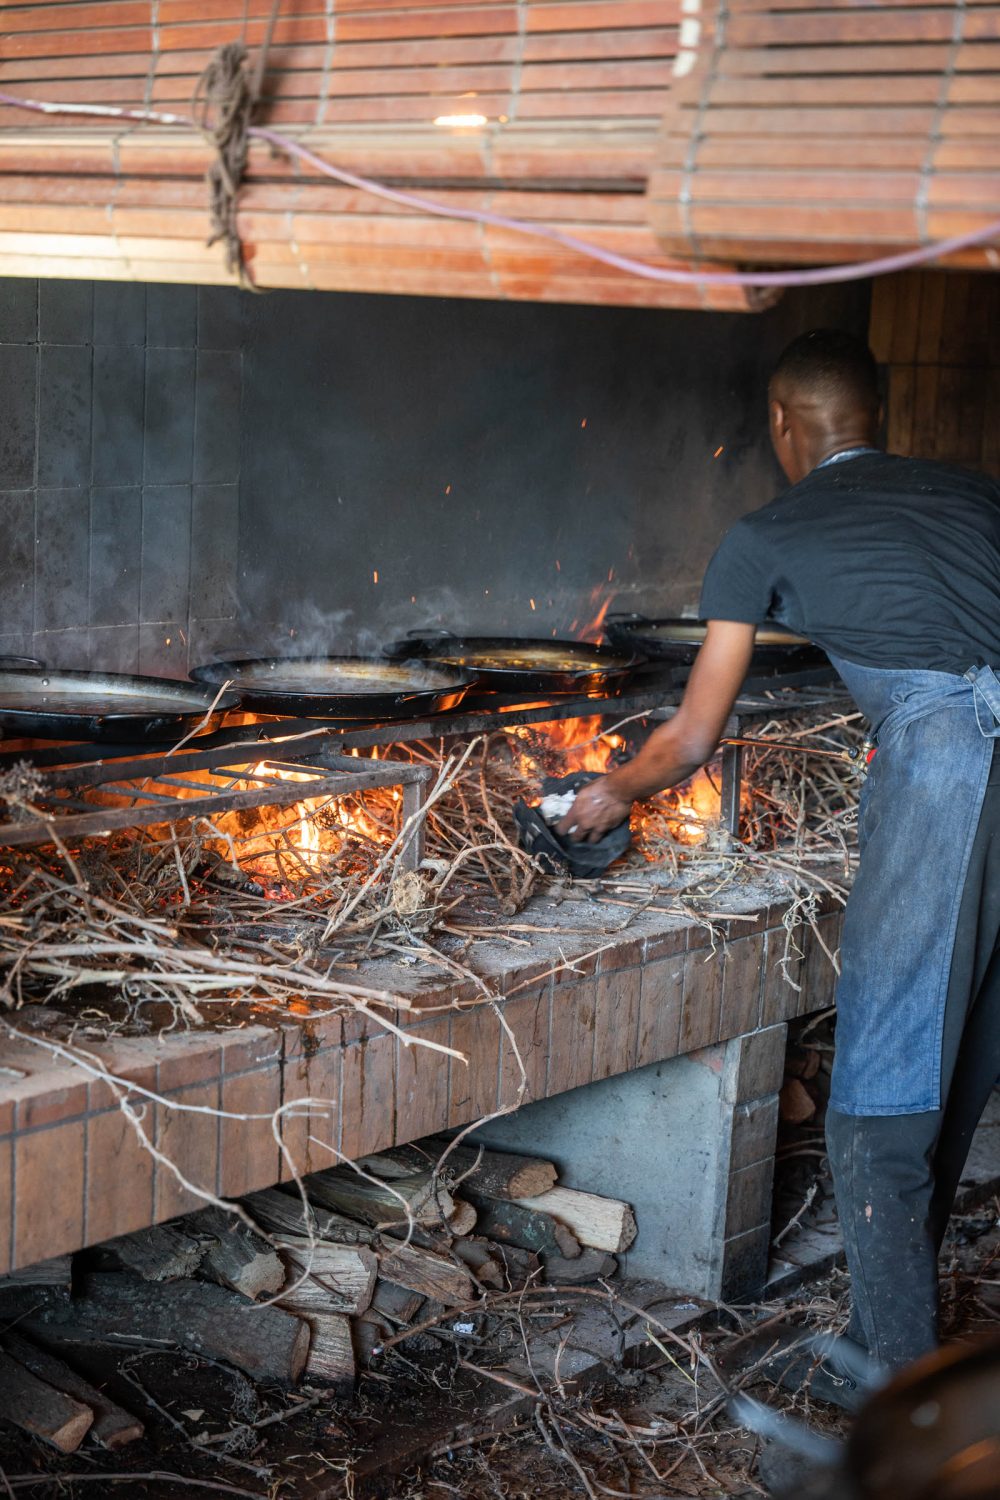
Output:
[0,0,772,310]
[2,1,995,304]
[649,0,1000,267]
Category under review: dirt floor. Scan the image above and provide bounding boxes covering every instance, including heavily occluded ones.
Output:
[395,1206,1000,1500]
[1,1198,998,1500]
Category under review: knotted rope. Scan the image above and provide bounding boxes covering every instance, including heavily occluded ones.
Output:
[192,1,281,283]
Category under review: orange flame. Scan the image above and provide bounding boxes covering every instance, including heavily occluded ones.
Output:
[653,767,722,847]
[576,586,613,643]
[251,762,323,870]
[510,716,624,776]
[199,758,398,887]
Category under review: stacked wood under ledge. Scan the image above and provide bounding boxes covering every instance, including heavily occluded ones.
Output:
[0,1142,636,1448]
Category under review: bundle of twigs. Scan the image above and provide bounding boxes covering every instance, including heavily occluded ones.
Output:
[0,709,863,1026]
[737,707,864,873]
[0,742,492,1029]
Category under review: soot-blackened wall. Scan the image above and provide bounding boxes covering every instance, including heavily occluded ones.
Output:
[0,279,243,677]
[237,283,870,654]
[0,276,870,677]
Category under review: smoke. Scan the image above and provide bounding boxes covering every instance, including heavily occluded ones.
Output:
[229,586,494,663]
[203,562,708,676]
[229,578,640,663]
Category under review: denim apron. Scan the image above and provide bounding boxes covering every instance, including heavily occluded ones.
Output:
[826,653,1000,1115]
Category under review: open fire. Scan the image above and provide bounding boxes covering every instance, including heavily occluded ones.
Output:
[0,681,859,941]
[0,689,860,1048]
[204,755,404,892]
[200,714,725,896]
[509,716,723,849]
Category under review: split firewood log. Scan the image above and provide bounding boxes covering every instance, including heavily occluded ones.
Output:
[0,1254,74,1292]
[276,1237,377,1316]
[31,1274,309,1385]
[376,1241,474,1305]
[780,1077,817,1125]
[447,1199,477,1236]
[242,1188,377,1246]
[513,1187,637,1254]
[188,1206,285,1299]
[356,1144,446,1180]
[353,1310,392,1368]
[463,1191,581,1259]
[99,1223,204,1282]
[293,1311,355,1389]
[542,1249,619,1285]
[380,1219,455,1254]
[433,1142,558,1200]
[304,1167,455,1229]
[0,1348,94,1453]
[450,1237,505,1289]
[369,1280,425,1325]
[360,1141,557,1202]
[1,1330,143,1449]
[485,1242,541,1290]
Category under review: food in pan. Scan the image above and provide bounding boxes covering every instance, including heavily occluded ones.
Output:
[432,648,618,673]
[217,660,462,694]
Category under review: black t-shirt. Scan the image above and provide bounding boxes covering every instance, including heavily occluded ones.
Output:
[699,451,1000,674]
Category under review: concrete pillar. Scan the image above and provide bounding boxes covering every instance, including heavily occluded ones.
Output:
[473,1023,787,1300]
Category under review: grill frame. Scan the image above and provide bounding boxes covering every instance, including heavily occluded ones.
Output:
[0,664,851,849]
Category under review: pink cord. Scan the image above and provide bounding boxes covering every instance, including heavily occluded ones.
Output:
[3,90,998,290]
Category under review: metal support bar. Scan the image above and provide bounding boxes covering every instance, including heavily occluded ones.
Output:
[0,760,432,848]
[720,742,744,838]
[20,726,341,790]
[399,777,428,874]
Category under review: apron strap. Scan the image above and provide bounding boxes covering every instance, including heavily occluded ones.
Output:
[965,664,1000,737]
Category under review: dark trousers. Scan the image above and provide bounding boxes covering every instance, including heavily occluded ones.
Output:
[826,757,1000,1373]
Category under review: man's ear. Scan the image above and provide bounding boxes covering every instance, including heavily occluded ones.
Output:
[769,396,789,439]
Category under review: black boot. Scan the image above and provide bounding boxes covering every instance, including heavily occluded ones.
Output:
[770,1352,867,1414]
[758,1333,875,1415]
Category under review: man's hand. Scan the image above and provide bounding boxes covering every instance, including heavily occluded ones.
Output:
[557,620,756,838]
[557,777,632,843]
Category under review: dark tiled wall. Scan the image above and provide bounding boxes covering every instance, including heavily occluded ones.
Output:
[0,279,244,678]
[237,282,871,646]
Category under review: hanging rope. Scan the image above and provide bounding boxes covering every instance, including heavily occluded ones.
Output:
[191,1,282,282]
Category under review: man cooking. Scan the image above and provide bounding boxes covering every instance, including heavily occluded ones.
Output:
[561,328,1000,1405]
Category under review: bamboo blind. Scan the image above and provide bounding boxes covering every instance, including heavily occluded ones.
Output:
[0,0,769,310]
[648,0,1000,266]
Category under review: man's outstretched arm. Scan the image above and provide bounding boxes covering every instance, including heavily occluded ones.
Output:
[558,620,757,841]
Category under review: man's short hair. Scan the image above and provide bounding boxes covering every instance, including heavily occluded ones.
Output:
[771,329,879,413]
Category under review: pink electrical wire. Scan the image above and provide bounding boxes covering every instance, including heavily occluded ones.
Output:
[3,89,998,289]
